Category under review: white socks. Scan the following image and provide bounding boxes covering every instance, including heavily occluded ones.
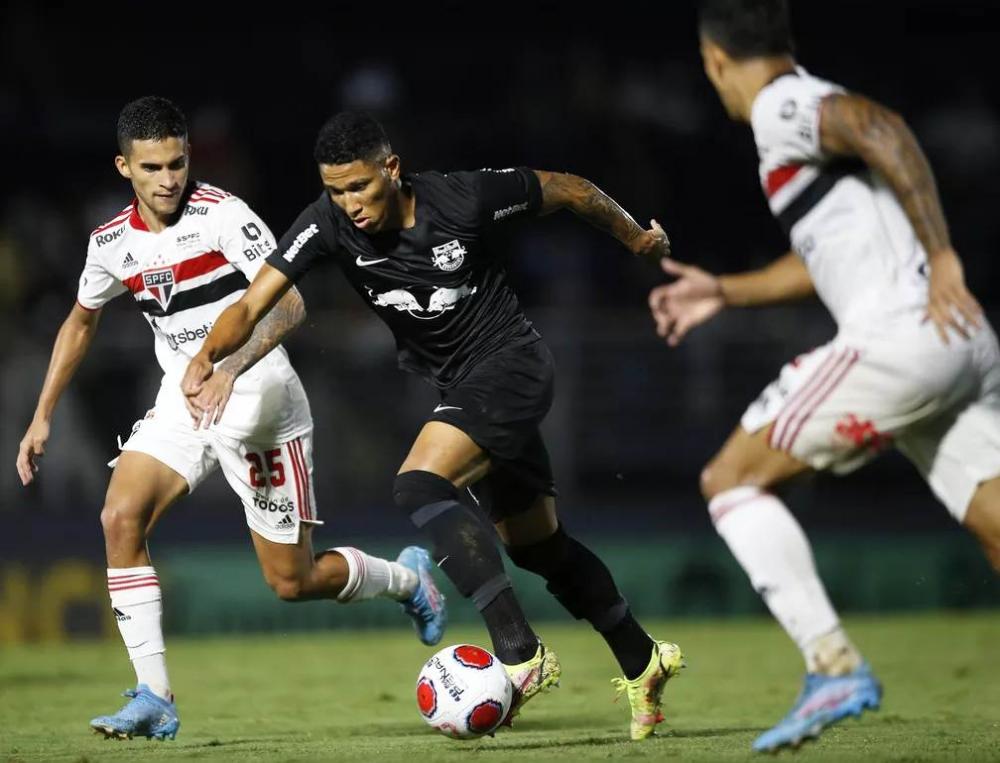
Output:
[332,547,418,603]
[107,566,171,700]
[709,486,862,675]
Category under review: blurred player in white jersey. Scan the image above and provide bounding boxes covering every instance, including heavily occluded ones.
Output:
[649,0,1000,752]
[15,97,445,741]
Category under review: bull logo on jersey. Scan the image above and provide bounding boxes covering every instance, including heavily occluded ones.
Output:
[143,267,175,310]
[431,239,466,272]
[365,284,477,320]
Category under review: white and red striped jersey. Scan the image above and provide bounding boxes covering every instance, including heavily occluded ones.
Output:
[751,68,929,331]
[77,182,311,442]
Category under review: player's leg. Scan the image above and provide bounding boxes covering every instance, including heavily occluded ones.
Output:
[220,432,446,644]
[91,444,192,740]
[702,424,865,675]
[704,424,882,752]
[494,477,683,739]
[395,421,540,664]
[965,476,1000,572]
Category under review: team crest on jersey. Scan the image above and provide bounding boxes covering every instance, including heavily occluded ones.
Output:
[431,239,466,272]
[143,267,175,310]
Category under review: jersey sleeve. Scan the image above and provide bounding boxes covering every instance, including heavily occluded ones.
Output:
[214,196,278,281]
[475,167,543,225]
[76,242,126,310]
[265,205,334,283]
[751,74,844,164]
[443,168,543,229]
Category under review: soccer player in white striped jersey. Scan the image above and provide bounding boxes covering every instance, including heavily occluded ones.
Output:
[15,96,445,741]
[649,0,1000,753]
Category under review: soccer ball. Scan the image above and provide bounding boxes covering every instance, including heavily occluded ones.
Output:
[415,644,513,739]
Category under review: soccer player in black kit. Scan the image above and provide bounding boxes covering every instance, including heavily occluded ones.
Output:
[182,112,682,739]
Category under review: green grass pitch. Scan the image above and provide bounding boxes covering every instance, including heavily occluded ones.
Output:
[2,612,998,762]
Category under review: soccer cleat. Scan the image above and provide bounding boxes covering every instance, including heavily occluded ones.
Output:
[612,640,685,740]
[397,546,447,646]
[501,642,562,724]
[89,684,180,740]
[752,662,882,753]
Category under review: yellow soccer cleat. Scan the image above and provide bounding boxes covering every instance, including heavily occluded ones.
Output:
[501,642,562,724]
[612,640,685,740]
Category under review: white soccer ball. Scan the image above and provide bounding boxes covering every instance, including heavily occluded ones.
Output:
[416,644,514,739]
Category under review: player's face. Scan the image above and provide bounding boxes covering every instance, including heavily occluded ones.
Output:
[320,154,401,234]
[115,137,190,218]
[699,36,742,121]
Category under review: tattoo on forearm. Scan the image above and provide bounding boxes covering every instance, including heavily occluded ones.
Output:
[219,292,304,378]
[825,94,950,254]
[540,172,643,245]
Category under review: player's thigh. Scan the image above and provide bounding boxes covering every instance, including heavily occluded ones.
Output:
[898,393,1000,525]
[214,431,323,546]
[399,421,490,488]
[964,478,1000,572]
[702,423,812,500]
[103,451,190,532]
[105,411,214,531]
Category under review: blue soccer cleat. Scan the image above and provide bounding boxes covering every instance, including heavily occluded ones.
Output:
[90,684,180,740]
[753,663,882,752]
[397,546,447,646]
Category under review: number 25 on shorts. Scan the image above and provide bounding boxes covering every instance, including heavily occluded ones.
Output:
[245,448,285,488]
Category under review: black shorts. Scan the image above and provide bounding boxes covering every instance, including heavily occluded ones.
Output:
[429,337,557,520]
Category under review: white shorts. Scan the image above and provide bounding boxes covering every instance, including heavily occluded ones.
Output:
[741,321,1000,521]
[119,409,322,544]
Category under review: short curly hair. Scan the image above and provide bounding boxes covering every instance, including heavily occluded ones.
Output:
[314,111,391,165]
[116,96,187,155]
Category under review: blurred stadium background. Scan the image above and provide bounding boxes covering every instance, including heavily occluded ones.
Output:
[2,0,998,646]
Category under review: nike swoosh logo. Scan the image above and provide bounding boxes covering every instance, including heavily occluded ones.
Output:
[433,404,462,413]
[356,256,389,267]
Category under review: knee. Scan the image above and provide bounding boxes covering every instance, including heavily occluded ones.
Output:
[700,459,743,502]
[267,573,306,602]
[100,500,145,544]
[393,470,458,517]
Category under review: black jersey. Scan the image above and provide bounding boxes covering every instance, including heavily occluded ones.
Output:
[266,167,543,388]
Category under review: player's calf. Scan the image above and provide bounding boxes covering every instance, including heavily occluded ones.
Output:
[394,469,539,664]
[505,526,658,684]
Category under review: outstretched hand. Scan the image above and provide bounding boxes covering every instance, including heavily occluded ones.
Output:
[648,257,726,346]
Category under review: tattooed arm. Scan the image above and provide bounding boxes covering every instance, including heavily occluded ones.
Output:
[184,285,306,429]
[532,170,670,260]
[820,93,981,341]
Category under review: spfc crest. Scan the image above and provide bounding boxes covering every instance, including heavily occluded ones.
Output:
[431,239,466,272]
[143,267,175,310]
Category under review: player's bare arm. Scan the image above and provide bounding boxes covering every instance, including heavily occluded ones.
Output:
[820,93,982,341]
[532,170,670,260]
[650,252,813,346]
[16,303,102,485]
[180,263,293,401]
[185,286,306,429]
